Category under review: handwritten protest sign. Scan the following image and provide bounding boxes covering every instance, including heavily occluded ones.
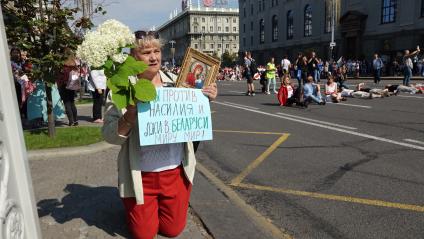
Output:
[138,88,213,146]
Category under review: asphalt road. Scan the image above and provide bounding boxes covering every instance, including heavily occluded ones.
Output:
[196,79,424,239]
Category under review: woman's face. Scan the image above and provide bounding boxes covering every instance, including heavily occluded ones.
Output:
[133,45,162,78]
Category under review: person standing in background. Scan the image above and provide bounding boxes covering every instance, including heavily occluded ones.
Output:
[266,57,277,94]
[372,53,384,85]
[56,50,79,126]
[281,55,291,76]
[88,69,106,123]
[403,46,420,86]
[308,51,320,83]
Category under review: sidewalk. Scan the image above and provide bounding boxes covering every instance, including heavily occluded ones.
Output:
[28,103,212,239]
[29,144,211,239]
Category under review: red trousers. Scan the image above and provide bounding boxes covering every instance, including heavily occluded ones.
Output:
[122,166,192,239]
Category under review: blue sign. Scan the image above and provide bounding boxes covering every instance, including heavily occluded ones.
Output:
[138,88,213,146]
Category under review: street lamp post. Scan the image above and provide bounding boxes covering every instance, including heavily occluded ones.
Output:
[329,0,336,62]
[169,40,176,67]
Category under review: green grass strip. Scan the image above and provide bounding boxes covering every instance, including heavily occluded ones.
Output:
[25,126,103,150]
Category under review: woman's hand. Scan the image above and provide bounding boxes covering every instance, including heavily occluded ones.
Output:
[118,104,137,136]
[202,83,218,101]
[123,105,137,126]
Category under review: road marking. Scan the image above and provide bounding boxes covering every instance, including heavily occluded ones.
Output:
[231,134,290,186]
[397,95,424,99]
[196,163,293,239]
[228,90,247,94]
[214,130,287,135]
[276,112,357,130]
[222,101,259,110]
[404,139,424,146]
[213,101,424,151]
[326,102,372,109]
[236,183,424,213]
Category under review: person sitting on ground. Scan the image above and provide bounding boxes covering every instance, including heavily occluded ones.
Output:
[303,76,325,106]
[277,75,296,106]
[324,75,345,103]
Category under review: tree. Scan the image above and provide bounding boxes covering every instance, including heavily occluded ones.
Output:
[1,0,105,137]
[221,50,238,67]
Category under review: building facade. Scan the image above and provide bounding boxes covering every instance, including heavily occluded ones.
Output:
[157,6,239,66]
[239,0,424,64]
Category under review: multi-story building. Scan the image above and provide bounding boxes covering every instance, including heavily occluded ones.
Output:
[239,0,424,64]
[157,5,239,65]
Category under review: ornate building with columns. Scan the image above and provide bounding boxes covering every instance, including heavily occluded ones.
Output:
[157,5,239,66]
[238,0,424,65]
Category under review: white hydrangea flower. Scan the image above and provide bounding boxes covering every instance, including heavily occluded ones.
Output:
[111,53,128,64]
[76,19,135,68]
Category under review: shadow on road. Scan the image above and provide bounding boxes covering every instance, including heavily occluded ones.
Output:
[37,184,130,238]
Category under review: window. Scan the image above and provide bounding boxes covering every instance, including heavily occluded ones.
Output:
[225,27,229,32]
[251,4,253,14]
[381,0,396,23]
[202,17,205,22]
[226,18,229,23]
[250,21,253,31]
[250,35,253,45]
[259,19,265,44]
[202,26,205,32]
[233,18,237,23]
[218,44,222,48]
[243,24,246,33]
[218,26,222,31]
[194,44,198,49]
[194,26,198,32]
[210,26,213,32]
[287,10,294,39]
[210,44,214,49]
[325,0,332,33]
[226,44,229,49]
[244,7,246,17]
[233,27,237,32]
[272,15,278,42]
[233,44,237,49]
[304,5,312,37]
[422,0,424,17]
[243,37,246,46]
[262,0,265,10]
[233,36,237,40]
[194,18,197,23]
[258,0,262,12]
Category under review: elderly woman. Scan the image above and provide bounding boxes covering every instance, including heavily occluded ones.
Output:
[102,32,218,239]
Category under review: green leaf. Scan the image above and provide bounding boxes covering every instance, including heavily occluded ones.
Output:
[110,73,129,88]
[133,79,157,102]
[104,59,113,69]
[106,79,121,93]
[111,91,129,109]
[122,56,148,75]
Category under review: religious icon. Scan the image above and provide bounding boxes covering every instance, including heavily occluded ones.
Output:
[176,48,220,89]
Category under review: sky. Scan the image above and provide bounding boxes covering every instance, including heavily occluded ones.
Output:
[92,0,239,31]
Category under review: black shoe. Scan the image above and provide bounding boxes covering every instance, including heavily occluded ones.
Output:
[72,121,79,126]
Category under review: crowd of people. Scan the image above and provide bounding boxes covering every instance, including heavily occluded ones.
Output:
[240,49,424,108]
[10,47,107,127]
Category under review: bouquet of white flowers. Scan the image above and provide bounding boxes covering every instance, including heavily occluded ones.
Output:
[76,19,156,109]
